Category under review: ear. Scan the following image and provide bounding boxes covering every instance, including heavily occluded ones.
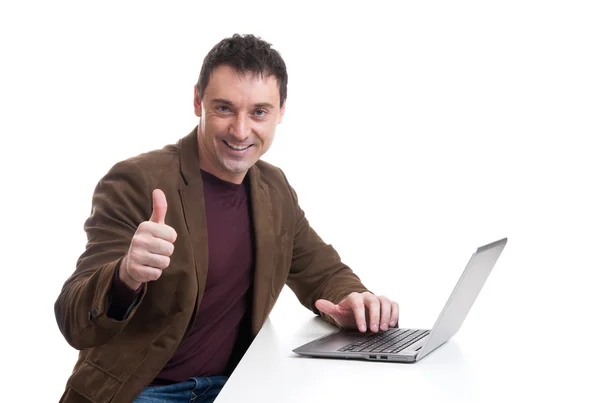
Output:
[277,102,286,124]
[193,86,202,117]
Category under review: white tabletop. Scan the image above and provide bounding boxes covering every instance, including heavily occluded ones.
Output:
[215,287,599,403]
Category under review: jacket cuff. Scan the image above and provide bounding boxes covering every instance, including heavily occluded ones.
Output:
[107,261,144,320]
[86,259,147,337]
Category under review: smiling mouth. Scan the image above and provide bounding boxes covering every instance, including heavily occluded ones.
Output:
[223,140,252,151]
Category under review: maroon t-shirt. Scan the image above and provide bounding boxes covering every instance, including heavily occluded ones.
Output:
[109,169,254,383]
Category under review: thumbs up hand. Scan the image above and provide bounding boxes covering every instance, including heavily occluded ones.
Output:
[120,189,178,290]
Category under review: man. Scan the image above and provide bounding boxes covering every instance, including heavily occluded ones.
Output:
[55,34,399,403]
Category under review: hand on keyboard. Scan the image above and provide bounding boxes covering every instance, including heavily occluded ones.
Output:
[315,291,399,333]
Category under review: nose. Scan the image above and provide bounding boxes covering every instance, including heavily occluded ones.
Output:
[229,113,250,141]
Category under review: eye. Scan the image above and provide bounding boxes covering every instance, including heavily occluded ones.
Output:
[217,106,230,113]
[254,109,267,117]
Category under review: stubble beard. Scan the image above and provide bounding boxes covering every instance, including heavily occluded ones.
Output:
[219,154,254,174]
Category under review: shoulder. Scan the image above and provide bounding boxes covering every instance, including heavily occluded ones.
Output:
[254,159,292,191]
[252,159,302,210]
[124,142,180,175]
[104,141,182,188]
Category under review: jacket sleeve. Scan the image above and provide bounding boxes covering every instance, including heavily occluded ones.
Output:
[281,172,372,326]
[54,159,151,350]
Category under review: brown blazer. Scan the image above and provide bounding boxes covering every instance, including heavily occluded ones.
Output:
[54,128,369,403]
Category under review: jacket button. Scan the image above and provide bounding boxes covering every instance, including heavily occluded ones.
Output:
[88,307,100,321]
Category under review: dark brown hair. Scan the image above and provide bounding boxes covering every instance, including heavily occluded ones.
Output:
[197,34,288,107]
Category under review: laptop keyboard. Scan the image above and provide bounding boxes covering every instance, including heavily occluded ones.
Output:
[338,328,430,354]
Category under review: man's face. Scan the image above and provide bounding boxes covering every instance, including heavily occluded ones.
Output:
[194,64,285,184]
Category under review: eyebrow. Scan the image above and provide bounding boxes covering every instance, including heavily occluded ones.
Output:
[210,98,274,109]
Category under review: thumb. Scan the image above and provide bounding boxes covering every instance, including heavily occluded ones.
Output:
[315,299,338,316]
[149,189,167,224]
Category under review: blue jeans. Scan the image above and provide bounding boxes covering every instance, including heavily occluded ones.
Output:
[133,376,228,403]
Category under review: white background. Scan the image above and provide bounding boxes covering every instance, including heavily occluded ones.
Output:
[1,1,599,401]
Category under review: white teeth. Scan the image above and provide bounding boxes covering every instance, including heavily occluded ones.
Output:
[225,141,251,150]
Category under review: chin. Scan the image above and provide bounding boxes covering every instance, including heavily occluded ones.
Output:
[224,160,255,173]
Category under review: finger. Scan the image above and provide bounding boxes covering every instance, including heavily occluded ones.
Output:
[131,232,174,256]
[154,224,177,243]
[379,296,392,331]
[390,302,400,327]
[150,189,168,224]
[139,221,178,243]
[148,237,175,257]
[347,295,367,333]
[315,299,338,316]
[364,294,381,332]
[129,264,163,282]
[134,250,171,270]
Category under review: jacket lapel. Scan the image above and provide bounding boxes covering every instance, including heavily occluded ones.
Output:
[178,130,210,304]
[248,165,276,335]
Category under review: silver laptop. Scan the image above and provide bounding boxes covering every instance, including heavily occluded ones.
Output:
[293,237,507,363]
